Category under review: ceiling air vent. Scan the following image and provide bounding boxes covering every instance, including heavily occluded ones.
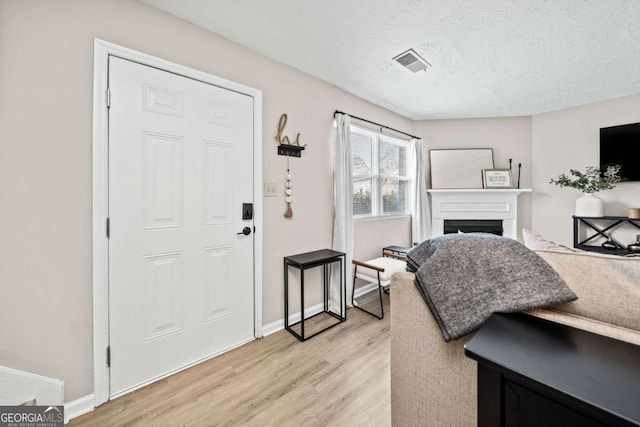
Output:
[393,49,431,73]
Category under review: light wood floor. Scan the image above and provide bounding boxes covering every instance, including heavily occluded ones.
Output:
[71,294,390,427]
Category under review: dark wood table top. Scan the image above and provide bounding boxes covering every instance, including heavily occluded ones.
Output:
[284,249,345,268]
[465,313,640,425]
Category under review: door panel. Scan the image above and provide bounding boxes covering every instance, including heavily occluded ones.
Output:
[108,56,254,396]
[203,246,233,322]
[203,141,233,224]
[144,132,184,229]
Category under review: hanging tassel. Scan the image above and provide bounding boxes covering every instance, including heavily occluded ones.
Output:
[284,202,293,218]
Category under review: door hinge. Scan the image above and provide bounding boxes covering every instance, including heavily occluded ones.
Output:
[106,217,110,238]
[106,87,111,108]
[106,346,110,368]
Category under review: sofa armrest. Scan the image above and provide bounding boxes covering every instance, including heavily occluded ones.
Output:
[390,272,477,427]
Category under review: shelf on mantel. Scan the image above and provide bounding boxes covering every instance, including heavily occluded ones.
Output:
[427,188,532,193]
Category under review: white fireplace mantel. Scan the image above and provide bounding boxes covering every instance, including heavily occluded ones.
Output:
[427,189,532,240]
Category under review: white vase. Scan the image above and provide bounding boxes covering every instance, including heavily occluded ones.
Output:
[575,193,604,217]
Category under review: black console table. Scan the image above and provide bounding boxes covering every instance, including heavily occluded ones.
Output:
[283,249,346,342]
[465,313,640,427]
[573,215,640,255]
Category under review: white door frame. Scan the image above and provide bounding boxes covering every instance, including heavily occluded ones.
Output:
[92,39,263,407]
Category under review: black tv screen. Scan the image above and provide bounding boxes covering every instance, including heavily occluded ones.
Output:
[600,122,640,182]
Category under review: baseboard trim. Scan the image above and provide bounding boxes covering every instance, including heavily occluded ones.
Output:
[262,320,283,337]
[0,366,64,406]
[353,282,379,299]
[262,302,327,336]
[261,282,380,337]
[64,393,94,424]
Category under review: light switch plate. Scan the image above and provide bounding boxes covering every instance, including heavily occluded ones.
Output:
[264,182,277,197]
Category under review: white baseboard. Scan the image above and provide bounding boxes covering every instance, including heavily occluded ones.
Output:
[64,394,94,424]
[353,282,379,299]
[0,366,64,406]
[261,282,380,337]
[262,302,325,336]
[261,319,283,337]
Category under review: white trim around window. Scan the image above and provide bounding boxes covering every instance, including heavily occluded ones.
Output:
[350,125,411,219]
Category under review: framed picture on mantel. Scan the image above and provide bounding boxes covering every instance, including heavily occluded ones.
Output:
[482,169,513,188]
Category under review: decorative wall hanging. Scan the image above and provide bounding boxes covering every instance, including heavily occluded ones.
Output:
[284,155,293,218]
[275,113,306,157]
[274,113,305,218]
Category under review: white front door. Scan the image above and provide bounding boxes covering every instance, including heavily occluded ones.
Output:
[108,56,255,396]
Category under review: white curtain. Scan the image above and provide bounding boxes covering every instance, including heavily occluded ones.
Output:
[409,138,431,245]
[331,113,353,314]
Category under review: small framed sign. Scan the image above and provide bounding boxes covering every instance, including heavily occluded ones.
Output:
[482,169,513,188]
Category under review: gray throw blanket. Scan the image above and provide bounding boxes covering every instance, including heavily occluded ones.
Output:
[407,234,577,342]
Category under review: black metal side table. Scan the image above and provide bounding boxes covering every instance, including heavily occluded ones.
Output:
[284,249,346,341]
[573,215,640,255]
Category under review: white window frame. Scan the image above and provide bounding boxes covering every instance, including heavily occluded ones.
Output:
[351,125,411,219]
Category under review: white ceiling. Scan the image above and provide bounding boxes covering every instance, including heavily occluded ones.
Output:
[139,0,640,120]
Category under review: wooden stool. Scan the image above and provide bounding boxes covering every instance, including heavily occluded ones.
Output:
[352,256,406,319]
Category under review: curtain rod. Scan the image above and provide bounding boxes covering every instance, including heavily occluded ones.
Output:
[333,110,420,140]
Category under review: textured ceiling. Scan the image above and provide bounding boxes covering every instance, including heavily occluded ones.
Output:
[138,0,640,120]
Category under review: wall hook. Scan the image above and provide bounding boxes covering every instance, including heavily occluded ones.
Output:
[276,113,306,157]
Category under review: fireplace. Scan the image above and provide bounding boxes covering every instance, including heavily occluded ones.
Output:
[427,189,531,240]
[444,219,503,236]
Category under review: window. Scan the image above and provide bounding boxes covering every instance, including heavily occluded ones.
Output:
[351,126,410,217]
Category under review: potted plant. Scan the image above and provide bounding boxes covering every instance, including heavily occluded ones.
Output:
[550,165,621,217]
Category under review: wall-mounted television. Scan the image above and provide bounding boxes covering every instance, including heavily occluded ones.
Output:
[600,122,640,182]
